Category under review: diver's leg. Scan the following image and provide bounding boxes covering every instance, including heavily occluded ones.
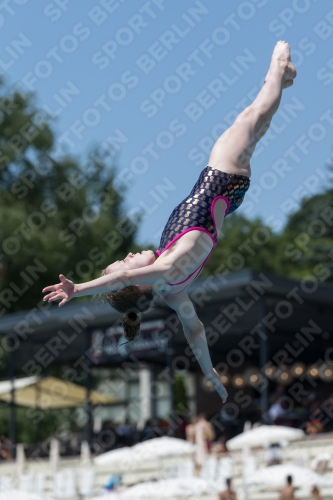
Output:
[208,41,297,175]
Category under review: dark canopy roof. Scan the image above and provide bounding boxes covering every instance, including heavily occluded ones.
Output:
[1,269,332,370]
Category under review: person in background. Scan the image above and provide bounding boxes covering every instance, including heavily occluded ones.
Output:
[279,475,298,500]
[116,418,135,447]
[268,398,291,424]
[174,415,187,440]
[310,485,323,500]
[98,420,118,452]
[186,414,216,472]
[102,474,122,492]
[212,435,229,456]
[194,413,216,470]
[265,443,283,466]
[268,384,286,405]
[159,417,170,436]
[306,418,324,435]
[0,437,11,461]
[196,413,216,452]
[139,418,161,441]
[219,478,237,500]
[185,416,198,444]
[306,398,324,434]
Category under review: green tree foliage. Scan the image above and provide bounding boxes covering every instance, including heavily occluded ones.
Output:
[0,404,69,446]
[202,214,283,277]
[280,190,333,282]
[0,80,139,315]
[202,190,333,285]
[174,374,188,415]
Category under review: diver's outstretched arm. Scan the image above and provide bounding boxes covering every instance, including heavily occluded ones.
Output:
[42,271,129,306]
[42,262,169,306]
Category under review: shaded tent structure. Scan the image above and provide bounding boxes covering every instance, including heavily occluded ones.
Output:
[0,375,119,458]
[1,269,333,454]
[0,375,118,408]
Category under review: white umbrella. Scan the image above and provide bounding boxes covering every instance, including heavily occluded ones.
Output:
[246,464,333,488]
[91,477,219,500]
[94,446,132,466]
[94,437,196,467]
[227,425,305,450]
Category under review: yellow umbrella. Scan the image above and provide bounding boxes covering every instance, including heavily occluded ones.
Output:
[0,376,118,409]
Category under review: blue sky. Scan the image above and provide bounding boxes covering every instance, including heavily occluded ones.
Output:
[2,0,333,247]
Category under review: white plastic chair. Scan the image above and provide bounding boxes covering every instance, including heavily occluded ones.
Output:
[201,457,218,482]
[0,476,12,491]
[163,465,177,479]
[163,460,195,479]
[178,460,195,478]
[53,470,76,498]
[292,455,307,467]
[216,457,234,488]
[18,474,34,492]
[79,468,95,497]
[34,473,46,495]
[310,452,331,474]
[243,455,257,478]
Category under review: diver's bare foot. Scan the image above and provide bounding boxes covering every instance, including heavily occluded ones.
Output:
[265,41,297,89]
[272,40,296,87]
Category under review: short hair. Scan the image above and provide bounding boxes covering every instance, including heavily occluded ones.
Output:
[287,475,292,484]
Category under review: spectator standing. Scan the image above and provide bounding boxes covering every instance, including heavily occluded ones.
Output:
[306,398,324,434]
[279,475,298,500]
[185,416,198,444]
[219,478,237,500]
[268,384,286,405]
[140,419,161,441]
[268,399,290,424]
[194,413,216,468]
[310,485,323,500]
[116,419,135,447]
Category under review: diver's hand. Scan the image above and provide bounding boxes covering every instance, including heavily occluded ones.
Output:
[42,274,75,307]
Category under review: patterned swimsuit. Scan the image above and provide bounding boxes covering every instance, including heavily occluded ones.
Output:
[157,166,250,294]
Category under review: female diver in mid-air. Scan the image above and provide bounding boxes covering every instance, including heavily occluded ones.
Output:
[43,42,296,402]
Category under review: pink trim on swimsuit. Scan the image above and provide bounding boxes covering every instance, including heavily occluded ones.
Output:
[157,195,230,294]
